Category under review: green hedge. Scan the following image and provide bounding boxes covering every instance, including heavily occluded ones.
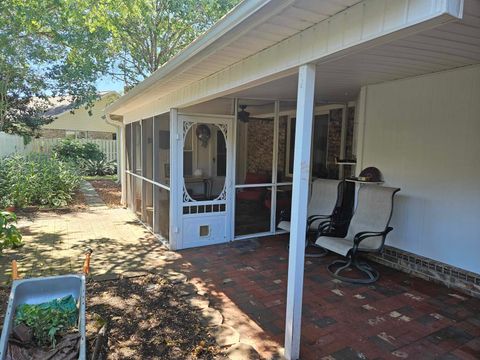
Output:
[0,154,81,208]
[52,139,105,162]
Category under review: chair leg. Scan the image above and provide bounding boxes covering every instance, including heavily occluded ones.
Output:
[285,234,328,257]
[305,238,328,258]
[327,254,379,284]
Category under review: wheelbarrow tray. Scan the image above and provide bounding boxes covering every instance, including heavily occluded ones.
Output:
[0,274,86,360]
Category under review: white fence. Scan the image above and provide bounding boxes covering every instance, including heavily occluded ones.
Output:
[0,132,118,162]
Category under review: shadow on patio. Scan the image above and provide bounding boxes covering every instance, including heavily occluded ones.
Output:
[168,236,480,360]
[3,208,480,359]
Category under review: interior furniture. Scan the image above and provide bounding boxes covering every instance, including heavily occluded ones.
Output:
[236,172,269,202]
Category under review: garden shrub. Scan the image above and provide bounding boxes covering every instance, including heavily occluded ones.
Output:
[52,139,105,162]
[0,211,22,252]
[0,154,81,208]
[83,158,117,176]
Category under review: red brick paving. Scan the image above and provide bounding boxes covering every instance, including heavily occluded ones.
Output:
[173,236,480,360]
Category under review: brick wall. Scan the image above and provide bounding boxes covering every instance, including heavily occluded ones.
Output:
[40,129,67,138]
[246,119,274,175]
[39,129,114,140]
[87,131,115,140]
[245,108,355,180]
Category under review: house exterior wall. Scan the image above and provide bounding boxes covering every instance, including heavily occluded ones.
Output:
[44,94,117,134]
[40,129,114,139]
[357,64,480,275]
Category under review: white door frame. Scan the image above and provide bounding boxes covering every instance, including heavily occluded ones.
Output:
[171,112,234,250]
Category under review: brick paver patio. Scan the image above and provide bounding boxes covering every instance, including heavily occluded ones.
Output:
[174,236,480,360]
[3,208,480,359]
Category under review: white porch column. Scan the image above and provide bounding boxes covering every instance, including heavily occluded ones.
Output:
[284,63,316,360]
[119,124,127,205]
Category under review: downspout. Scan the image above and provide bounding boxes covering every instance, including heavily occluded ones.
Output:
[105,114,126,205]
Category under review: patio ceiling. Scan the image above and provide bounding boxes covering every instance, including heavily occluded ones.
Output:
[108,0,361,116]
[229,0,480,103]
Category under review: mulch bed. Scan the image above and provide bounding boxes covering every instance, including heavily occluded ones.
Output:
[89,180,121,208]
[0,275,223,360]
[17,190,89,216]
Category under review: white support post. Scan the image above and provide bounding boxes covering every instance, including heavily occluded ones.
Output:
[169,108,180,250]
[119,125,127,205]
[284,63,316,360]
[270,100,280,233]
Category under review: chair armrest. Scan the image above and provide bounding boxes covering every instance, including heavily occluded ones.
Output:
[354,227,393,245]
[279,208,290,222]
[307,214,330,226]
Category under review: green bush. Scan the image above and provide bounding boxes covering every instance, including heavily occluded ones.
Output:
[0,211,22,252]
[0,154,81,208]
[82,158,117,176]
[52,139,105,162]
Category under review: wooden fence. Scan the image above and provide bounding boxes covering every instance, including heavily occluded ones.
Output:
[0,132,118,162]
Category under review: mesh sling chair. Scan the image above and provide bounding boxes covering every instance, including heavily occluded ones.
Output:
[315,184,400,283]
[278,178,353,257]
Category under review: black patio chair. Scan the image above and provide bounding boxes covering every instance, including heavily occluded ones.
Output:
[315,184,400,283]
[278,178,354,257]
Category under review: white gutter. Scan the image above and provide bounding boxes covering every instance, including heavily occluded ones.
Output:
[105,114,124,192]
[106,0,295,116]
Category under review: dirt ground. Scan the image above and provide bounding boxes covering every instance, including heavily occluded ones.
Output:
[89,180,121,208]
[0,275,223,360]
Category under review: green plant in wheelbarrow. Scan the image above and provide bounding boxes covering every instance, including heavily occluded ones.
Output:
[0,211,22,252]
[14,295,78,348]
[82,158,117,176]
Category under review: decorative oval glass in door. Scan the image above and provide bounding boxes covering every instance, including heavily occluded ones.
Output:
[183,122,227,202]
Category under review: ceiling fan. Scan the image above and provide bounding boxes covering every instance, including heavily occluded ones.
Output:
[237,104,268,123]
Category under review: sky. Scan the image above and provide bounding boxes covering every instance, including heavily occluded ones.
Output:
[95,76,124,94]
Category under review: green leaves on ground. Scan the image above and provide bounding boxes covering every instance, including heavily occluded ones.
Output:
[15,295,78,347]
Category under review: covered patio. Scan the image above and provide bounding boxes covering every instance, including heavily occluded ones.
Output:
[107,0,480,358]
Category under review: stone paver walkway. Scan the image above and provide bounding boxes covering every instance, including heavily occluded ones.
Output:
[79,180,108,209]
[1,208,167,282]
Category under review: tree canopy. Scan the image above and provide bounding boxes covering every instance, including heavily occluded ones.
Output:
[0,0,240,137]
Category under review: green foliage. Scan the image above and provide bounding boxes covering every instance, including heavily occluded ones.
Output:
[0,211,22,252]
[0,154,81,208]
[0,0,112,136]
[15,295,78,347]
[82,159,117,176]
[102,0,241,87]
[0,0,240,137]
[52,139,105,163]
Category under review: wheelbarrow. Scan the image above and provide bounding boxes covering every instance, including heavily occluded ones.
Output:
[0,250,92,360]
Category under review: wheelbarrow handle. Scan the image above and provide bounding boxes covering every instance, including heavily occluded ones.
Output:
[83,250,92,275]
[11,260,20,280]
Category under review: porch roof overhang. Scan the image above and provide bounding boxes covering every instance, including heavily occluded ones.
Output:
[108,0,477,124]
